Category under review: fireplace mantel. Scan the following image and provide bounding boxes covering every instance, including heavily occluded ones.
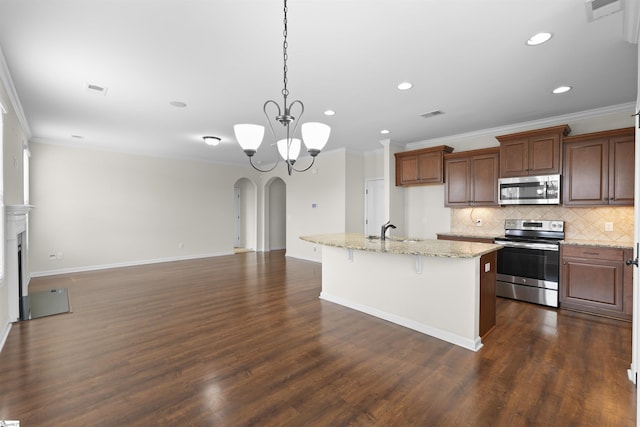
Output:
[6,204,33,322]
[6,204,34,216]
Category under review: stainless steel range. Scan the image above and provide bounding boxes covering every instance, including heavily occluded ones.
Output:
[494,219,564,307]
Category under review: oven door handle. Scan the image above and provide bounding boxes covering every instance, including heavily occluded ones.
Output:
[494,240,559,251]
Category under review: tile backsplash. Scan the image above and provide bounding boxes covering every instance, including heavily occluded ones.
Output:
[450,206,634,244]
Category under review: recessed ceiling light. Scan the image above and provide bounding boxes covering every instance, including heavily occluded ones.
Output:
[170,101,187,108]
[552,85,572,94]
[397,82,413,90]
[203,136,221,146]
[526,32,553,46]
[324,110,336,116]
[380,129,390,134]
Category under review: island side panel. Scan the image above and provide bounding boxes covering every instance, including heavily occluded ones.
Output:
[319,246,482,351]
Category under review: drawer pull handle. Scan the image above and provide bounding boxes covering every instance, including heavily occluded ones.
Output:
[583,251,599,255]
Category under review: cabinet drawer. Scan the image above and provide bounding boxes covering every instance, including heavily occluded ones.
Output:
[561,245,624,261]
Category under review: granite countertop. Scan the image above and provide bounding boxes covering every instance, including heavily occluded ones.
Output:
[300,233,502,258]
[560,239,633,250]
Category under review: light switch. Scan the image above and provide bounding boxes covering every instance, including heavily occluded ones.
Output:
[484,262,491,272]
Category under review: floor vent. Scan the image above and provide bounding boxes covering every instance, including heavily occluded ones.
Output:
[585,0,623,22]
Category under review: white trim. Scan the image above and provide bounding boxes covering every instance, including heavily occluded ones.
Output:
[0,45,31,136]
[624,0,640,44]
[405,102,635,150]
[320,292,483,352]
[30,251,234,278]
[0,322,11,353]
[285,252,321,263]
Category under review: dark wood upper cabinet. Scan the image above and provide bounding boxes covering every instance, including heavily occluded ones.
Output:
[496,125,570,177]
[444,147,499,207]
[395,145,454,186]
[563,127,634,206]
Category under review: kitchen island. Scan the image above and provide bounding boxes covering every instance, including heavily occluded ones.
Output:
[300,233,502,351]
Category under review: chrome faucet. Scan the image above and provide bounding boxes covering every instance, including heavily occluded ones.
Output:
[381,221,396,240]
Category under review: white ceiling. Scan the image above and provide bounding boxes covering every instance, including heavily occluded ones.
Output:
[0,0,637,167]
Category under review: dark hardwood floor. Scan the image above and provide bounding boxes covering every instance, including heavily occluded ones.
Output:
[0,250,635,426]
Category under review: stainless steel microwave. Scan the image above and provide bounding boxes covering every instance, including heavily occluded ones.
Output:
[498,174,561,205]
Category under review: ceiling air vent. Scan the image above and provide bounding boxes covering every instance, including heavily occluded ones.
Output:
[585,0,622,22]
[85,83,108,96]
[420,110,444,119]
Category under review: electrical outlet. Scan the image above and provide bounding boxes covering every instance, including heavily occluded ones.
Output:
[57,252,64,260]
[604,222,614,232]
[476,218,482,227]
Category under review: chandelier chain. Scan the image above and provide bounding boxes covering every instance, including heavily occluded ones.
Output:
[282,0,289,99]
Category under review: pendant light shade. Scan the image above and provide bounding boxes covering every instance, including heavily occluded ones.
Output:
[277,138,301,162]
[301,122,331,156]
[234,124,265,156]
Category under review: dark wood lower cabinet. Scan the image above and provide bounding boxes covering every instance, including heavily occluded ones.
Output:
[479,251,497,338]
[560,244,633,321]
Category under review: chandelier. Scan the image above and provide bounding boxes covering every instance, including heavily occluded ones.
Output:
[233,0,330,175]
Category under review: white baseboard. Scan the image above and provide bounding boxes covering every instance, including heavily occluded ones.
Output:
[31,251,234,277]
[320,292,482,352]
[0,321,12,354]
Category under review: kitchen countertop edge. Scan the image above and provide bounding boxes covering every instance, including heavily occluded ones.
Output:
[300,233,502,258]
[560,239,633,250]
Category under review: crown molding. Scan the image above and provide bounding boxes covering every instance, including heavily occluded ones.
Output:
[405,103,635,150]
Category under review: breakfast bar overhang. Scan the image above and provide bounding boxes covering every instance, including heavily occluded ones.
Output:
[300,233,502,351]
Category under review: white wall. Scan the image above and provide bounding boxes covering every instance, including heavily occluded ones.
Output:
[405,185,451,239]
[345,151,364,233]
[282,149,348,262]
[29,142,259,274]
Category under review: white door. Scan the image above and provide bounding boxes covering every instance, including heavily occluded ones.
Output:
[365,178,385,237]
[233,188,241,247]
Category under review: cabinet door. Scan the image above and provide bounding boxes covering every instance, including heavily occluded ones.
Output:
[398,155,419,185]
[563,139,608,205]
[561,257,624,316]
[471,153,499,206]
[418,151,443,183]
[444,158,470,206]
[609,135,635,205]
[479,251,497,338]
[499,138,528,177]
[529,133,560,175]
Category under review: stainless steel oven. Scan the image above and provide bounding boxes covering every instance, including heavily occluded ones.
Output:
[494,219,564,307]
